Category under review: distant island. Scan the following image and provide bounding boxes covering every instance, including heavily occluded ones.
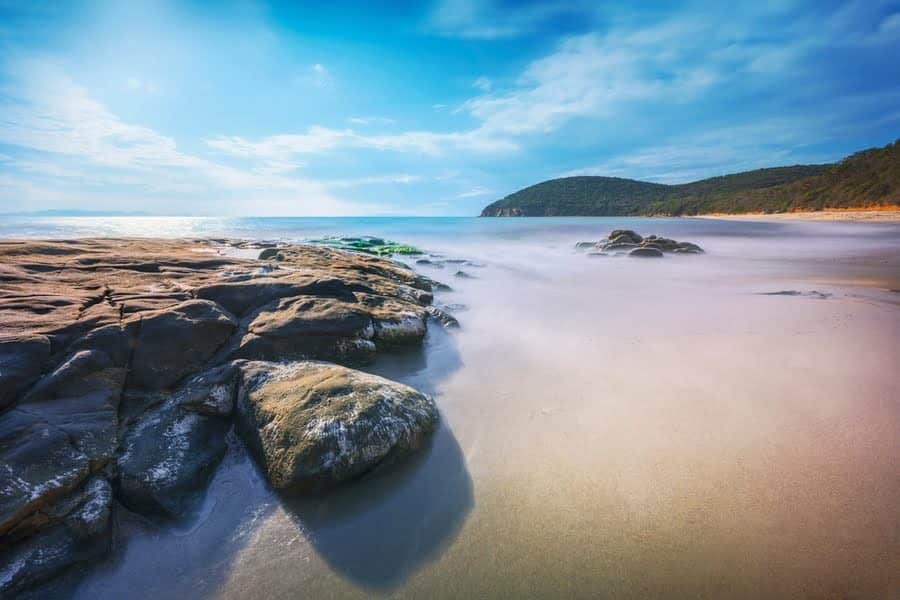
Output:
[481,140,899,217]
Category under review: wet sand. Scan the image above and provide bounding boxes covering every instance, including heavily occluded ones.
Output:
[66,219,900,600]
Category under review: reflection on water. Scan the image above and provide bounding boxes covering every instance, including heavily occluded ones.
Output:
[23,217,900,599]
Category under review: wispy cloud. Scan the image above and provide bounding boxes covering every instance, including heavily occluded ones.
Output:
[427,0,593,39]
[326,174,422,188]
[0,61,371,215]
[347,116,396,125]
[207,125,517,163]
[472,76,492,91]
[454,186,492,198]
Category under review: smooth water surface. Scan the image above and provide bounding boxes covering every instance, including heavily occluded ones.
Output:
[5,216,899,599]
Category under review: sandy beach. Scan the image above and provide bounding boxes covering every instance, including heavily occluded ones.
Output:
[2,217,892,599]
[698,208,900,222]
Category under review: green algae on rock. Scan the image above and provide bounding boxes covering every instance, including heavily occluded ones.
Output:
[307,236,424,257]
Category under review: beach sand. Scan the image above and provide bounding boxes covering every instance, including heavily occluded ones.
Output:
[699,207,900,222]
[56,218,900,600]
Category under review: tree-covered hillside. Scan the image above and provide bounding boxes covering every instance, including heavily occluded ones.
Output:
[481,140,899,216]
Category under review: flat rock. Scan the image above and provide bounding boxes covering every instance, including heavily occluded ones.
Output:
[235,361,438,494]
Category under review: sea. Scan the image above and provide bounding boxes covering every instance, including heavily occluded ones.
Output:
[4,215,900,599]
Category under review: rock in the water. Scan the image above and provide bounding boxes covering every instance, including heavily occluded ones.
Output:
[608,229,643,244]
[235,361,438,494]
[629,247,664,258]
[0,238,454,593]
[590,231,703,256]
[116,364,237,517]
[425,305,460,328]
[0,410,90,544]
[117,402,230,518]
[372,311,428,347]
[126,299,236,390]
[0,476,112,597]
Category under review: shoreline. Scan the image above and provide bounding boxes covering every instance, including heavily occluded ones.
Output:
[694,207,900,222]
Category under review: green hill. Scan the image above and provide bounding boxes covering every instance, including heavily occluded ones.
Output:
[480,140,899,216]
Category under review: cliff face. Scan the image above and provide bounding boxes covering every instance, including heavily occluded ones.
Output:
[482,140,899,216]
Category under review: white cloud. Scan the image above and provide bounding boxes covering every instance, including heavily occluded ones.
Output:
[473,76,492,91]
[461,26,718,137]
[207,125,516,163]
[326,174,422,188]
[562,119,836,184]
[347,116,397,125]
[455,186,492,198]
[0,61,368,215]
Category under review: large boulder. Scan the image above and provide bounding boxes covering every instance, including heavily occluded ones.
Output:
[593,231,704,256]
[235,361,438,494]
[126,299,236,390]
[117,365,238,518]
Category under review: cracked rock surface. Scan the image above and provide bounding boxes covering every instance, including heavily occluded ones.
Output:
[0,238,450,596]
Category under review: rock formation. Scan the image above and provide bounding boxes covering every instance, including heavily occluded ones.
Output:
[0,238,452,596]
[575,229,705,258]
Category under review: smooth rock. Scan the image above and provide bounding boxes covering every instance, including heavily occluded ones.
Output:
[0,335,51,410]
[235,361,438,494]
[629,247,664,258]
[117,401,229,518]
[0,477,112,597]
[126,299,236,390]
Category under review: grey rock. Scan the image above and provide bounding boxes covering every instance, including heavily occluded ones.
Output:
[0,335,51,410]
[117,401,229,518]
[629,247,664,258]
[425,305,460,328]
[126,299,237,390]
[0,477,112,597]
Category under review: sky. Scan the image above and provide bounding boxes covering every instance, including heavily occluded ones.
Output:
[0,0,898,216]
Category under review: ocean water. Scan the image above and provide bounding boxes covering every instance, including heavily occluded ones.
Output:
[5,216,900,599]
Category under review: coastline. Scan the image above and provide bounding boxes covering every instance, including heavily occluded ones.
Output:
[3,224,899,599]
[694,207,900,222]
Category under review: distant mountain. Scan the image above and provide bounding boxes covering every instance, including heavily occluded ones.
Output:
[481,140,899,216]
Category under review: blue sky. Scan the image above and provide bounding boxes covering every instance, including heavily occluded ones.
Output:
[1,0,898,216]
